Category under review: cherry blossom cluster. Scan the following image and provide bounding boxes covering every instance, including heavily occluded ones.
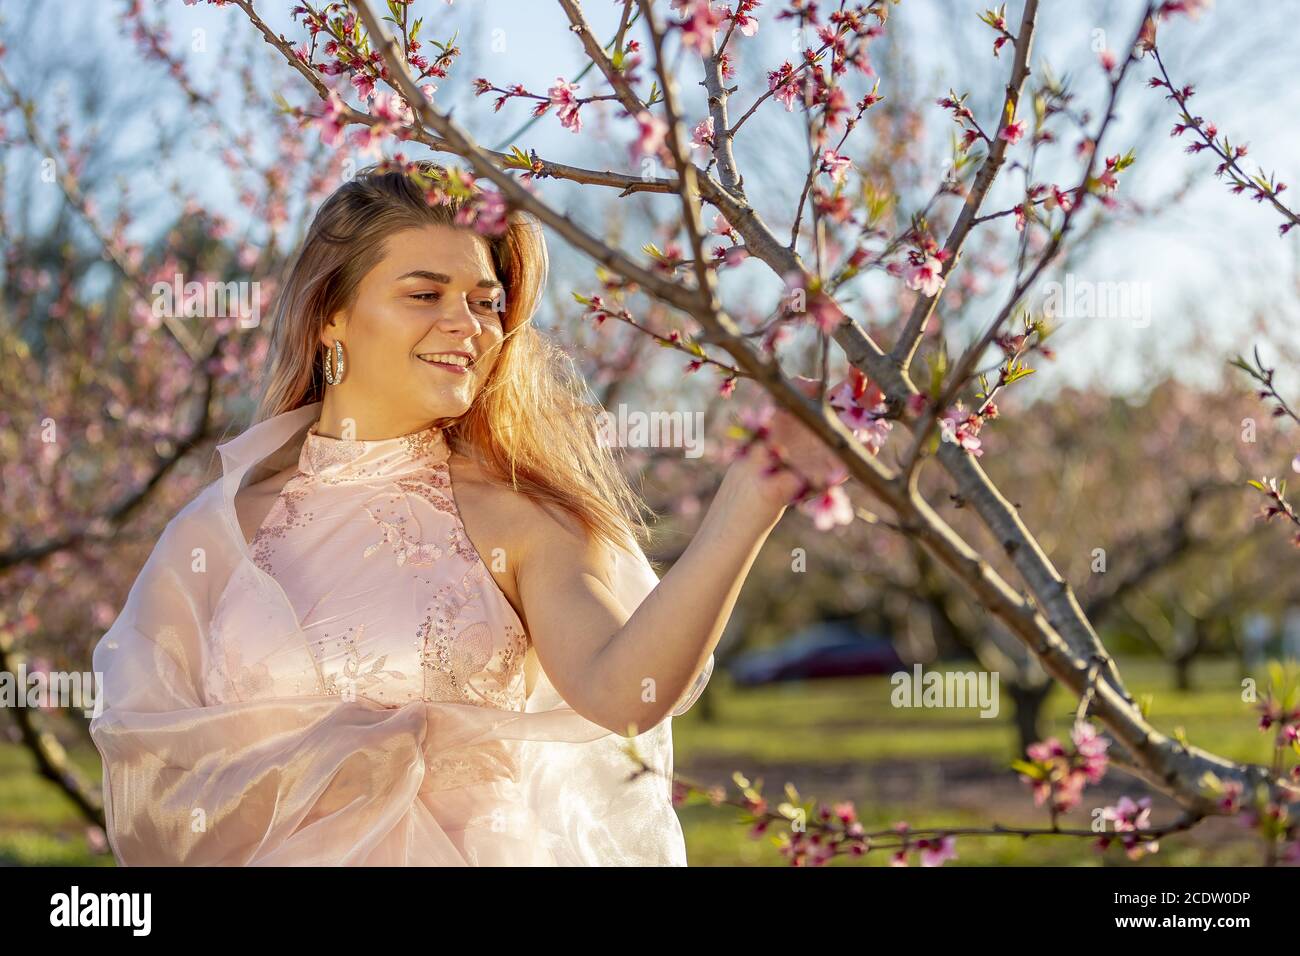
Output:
[897,228,949,298]
[1230,351,1300,547]
[1248,477,1300,547]
[1197,689,1300,863]
[662,711,1237,865]
[722,368,894,531]
[573,282,742,394]
[935,89,988,153]
[976,4,1015,58]
[1095,797,1160,860]
[292,1,455,99]
[1016,720,1112,817]
[471,74,628,136]
[762,2,886,147]
[1147,52,1297,237]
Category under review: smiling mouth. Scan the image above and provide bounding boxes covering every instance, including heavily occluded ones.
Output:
[417,352,474,374]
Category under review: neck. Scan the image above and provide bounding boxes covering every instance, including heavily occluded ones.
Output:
[316,393,451,441]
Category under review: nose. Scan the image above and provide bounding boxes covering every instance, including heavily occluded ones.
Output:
[432,294,482,338]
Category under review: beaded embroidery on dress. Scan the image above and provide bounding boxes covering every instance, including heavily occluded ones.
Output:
[204,420,530,712]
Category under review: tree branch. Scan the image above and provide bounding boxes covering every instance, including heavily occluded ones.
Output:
[891,0,1040,371]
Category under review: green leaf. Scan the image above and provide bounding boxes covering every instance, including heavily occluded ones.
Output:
[1010,759,1043,780]
[1112,147,1138,172]
[928,338,949,398]
[503,145,533,170]
[861,178,895,227]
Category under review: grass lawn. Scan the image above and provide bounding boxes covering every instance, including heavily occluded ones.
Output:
[671,657,1284,866]
[0,656,1286,866]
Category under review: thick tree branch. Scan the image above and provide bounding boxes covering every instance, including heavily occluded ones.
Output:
[338,0,1269,816]
[701,32,741,196]
[557,0,647,119]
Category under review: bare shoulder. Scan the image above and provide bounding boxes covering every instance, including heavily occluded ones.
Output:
[447,451,593,610]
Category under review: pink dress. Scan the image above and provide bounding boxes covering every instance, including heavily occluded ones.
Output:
[205,420,531,713]
[89,401,712,866]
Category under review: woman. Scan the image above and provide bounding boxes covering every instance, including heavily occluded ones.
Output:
[89,161,844,866]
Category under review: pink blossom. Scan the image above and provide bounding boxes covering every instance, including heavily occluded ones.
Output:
[690,116,715,151]
[939,403,983,456]
[1103,795,1156,860]
[455,188,509,237]
[1049,185,1074,212]
[999,119,1026,145]
[1071,720,1111,784]
[352,71,375,100]
[630,110,668,162]
[767,62,800,112]
[906,256,946,298]
[347,92,413,158]
[727,0,761,37]
[1098,48,1117,72]
[316,89,349,147]
[812,187,854,224]
[799,480,854,531]
[1027,737,1065,763]
[919,835,957,867]
[371,91,414,126]
[1158,0,1213,21]
[678,0,725,54]
[819,148,852,185]
[828,375,892,454]
[782,271,842,334]
[721,246,748,267]
[547,76,582,133]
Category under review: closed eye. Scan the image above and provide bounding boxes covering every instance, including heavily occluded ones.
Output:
[410,291,441,302]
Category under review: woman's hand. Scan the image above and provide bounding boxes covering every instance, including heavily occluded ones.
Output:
[727,375,852,515]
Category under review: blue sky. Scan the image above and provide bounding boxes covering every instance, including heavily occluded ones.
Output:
[6,0,1298,402]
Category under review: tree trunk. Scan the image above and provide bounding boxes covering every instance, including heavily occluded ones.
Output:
[1008,681,1053,756]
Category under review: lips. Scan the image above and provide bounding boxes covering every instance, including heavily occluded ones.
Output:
[416,351,474,374]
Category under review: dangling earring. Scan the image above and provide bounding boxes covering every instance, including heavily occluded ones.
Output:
[322,339,346,385]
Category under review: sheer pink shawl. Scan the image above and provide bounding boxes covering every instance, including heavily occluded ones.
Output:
[88,402,713,866]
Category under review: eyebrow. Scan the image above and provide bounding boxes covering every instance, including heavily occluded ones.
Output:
[397,269,503,291]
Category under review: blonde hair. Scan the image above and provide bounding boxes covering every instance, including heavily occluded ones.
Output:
[252,161,650,552]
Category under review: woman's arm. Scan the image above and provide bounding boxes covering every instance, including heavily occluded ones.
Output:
[516,391,848,734]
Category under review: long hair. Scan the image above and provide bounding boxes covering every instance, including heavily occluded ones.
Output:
[252,161,650,552]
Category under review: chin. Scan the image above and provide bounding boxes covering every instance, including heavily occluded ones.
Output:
[419,393,473,421]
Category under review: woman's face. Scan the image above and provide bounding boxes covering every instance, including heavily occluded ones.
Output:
[321,223,506,437]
